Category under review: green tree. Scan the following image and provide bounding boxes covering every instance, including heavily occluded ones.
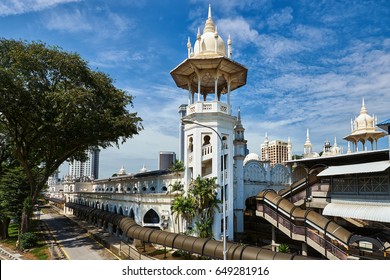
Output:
[168,159,185,194]
[170,194,196,234]
[189,176,221,238]
[0,166,30,240]
[169,159,185,176]
[0,39,142,234]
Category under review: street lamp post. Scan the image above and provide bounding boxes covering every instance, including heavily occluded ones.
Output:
[182,119,227,260]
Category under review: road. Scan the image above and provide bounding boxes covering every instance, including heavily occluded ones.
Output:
[41,211,119,260]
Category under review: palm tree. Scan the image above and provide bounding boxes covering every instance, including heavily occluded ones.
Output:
[189,175,221,238]
[168,159,185,195]
[169,159,185,180]
[171,194,196,234]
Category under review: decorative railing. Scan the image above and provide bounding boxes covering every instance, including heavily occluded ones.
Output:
[202,144,213,156]
[187,101,231,115]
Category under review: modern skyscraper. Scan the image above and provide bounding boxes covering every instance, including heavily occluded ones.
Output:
[261,134,292,166]
[68,148,100,180]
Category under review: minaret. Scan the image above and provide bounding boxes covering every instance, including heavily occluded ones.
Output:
[287,137,292,161]
[304,128,313,158]
[170,5,248,241]
[264,132,269,161]
[233,107,247,233]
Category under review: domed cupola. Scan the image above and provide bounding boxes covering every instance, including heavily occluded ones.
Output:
[330,137,341,155]
[343,98,386,152]
[243,153,261,165]
[193,5,226,57]
[354,98,374,131]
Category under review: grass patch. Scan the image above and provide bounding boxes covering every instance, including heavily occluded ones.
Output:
[0,219,50,259]
[29,241,49,260]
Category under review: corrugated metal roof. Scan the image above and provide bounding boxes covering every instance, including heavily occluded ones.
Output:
[317,160,390,176]
[323,202,390,223]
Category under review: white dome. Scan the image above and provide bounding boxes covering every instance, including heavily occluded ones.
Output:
[192,5,226,57]
[118,165,126,176]
[354,99,374,131]
[140,164,147,173]
[193,32,226,57]
[244,153,261,165]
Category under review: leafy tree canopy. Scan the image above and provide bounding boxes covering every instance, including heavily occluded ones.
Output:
[0,39,143,231]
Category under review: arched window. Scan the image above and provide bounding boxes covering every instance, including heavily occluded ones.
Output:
[143,209,160,224]
[203,135,211,146]
[189,137,193,152]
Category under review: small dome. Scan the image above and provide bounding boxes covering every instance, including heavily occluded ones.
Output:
[118,166,126,176]
[140,164,147,173]
[330,137,341,155]
[354,99,374,131]
[192,5,226,57]
[244,153,261,165]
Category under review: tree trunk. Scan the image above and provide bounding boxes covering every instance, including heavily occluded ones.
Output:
[0,217,10,240]
[20,210,30,235]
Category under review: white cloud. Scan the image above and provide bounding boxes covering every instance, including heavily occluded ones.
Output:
[0,0,79,16]
[44,7,133,40]
[217,17,261,46]
[45,8,92,32]
[266,7,293,30]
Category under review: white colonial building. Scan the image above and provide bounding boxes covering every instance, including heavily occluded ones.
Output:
[62,6,292,241]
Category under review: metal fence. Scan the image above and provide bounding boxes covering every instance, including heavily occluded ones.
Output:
[119,241,156,260]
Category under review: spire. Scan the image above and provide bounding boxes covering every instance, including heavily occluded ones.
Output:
[360,97,367,114]
[204,4,216,33]
[304,128,313,156]
[234,107,245,141]
[304,128,312,145]
[235,107,243,130]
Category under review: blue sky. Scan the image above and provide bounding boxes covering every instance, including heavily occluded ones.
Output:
[1,0,389,178]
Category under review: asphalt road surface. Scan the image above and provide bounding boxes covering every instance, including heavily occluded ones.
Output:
[41,211,119,260]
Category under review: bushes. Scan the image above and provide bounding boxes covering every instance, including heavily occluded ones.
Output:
[20,232,38,250]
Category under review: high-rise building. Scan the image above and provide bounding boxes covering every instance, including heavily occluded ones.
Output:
[68,148,100,180]
[260,133,292,166]
[159,151,176,170]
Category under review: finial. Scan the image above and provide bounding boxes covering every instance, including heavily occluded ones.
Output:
[238,107,241,120]
[197,27,201,39]
[360,97,367,114]
[306,128,310,139]
[204,5,216,33]
[187,37,192,58]
[228,34,232,58]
